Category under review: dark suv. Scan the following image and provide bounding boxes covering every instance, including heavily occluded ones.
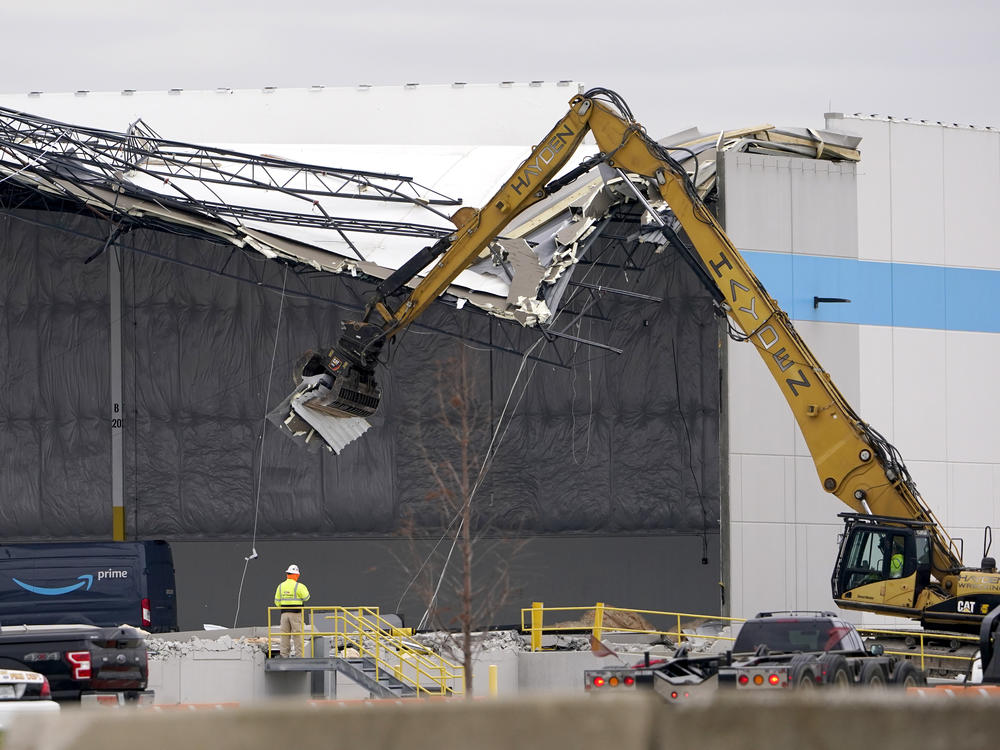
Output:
[719,611,923,689]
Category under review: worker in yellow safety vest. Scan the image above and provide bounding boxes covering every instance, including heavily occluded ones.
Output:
[889,540,905,579]
[274,564,311,657]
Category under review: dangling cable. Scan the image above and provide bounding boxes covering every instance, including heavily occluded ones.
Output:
[406,255,618,626]
[409,337,545,629]
[233,265,289,628]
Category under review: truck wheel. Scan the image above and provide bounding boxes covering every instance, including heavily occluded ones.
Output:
[859,660,887,687]
[891,660,925,688]
[790,655,820,689]
[818,654,851,688]
[794,666,818,689]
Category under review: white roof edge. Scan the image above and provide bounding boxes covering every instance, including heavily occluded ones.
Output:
[829,112,998,132]
[0,82,587,146]
[18,80,585,98]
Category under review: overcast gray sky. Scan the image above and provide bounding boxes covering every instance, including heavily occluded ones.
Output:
[4,0,997,133]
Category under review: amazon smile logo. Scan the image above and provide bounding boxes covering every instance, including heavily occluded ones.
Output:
[13,575,94,596]
[12,568,129,596]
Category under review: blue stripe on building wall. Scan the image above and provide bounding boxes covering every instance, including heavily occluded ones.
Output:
[740,251,1000,333]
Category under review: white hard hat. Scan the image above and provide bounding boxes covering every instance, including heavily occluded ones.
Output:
[286,564,300,575]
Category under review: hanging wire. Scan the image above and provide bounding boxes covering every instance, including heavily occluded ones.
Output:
[411,337,545,630]
[233,264,289,628]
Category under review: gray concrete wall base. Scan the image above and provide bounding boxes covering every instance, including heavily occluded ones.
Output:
[10,692,1000,750]
[661,692,1000,749]
[11,694,660,750]
[147,641,641,703]
[147,651,271,704]
[516,650,617,694]
[467,650,518,697]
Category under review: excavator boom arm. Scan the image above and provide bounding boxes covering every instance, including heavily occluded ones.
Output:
[582,103,962,576]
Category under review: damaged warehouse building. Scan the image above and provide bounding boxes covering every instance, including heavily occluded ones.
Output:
[1,82,997,632]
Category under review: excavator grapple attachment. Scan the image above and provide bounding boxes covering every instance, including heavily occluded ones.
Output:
[294,350,382,419]
[267,350,381,454]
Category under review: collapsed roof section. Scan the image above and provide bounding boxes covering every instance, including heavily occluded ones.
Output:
[0,105,860,330]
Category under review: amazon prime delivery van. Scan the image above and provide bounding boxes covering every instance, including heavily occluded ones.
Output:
[0,541,177,632]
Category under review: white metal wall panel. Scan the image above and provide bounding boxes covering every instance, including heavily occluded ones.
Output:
[735,454,790,525]
[788,160,858,258]
[799,523,844,617]
[731,459,851,617]
[720,152,857,258]
[992,464,1000,533]
[726,336,798,457]
[728,519,744,614]
[890,328,948,461]
[723,150,862,620]
[729,454,744,524]
[888,122,947,266]
[826,116,892,262]
[945,330,1000,463]
[858,325,895,434]
[947,463,998,540]
[782,522,798,610]
[943,128,1000,268]
[829,114,1000,269]
[0,82,582,145]
[731,522,790,618]
[719,153,793,253]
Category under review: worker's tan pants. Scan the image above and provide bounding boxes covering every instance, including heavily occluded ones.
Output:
[279,610,305,657]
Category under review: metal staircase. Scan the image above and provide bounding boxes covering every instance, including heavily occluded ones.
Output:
[333,657,418,698]
[265,606,464,699]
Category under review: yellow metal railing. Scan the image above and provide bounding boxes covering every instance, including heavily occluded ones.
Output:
[267,605,465,697]
[521,601,746,652]
[522,603,981,675]
[857,626,979,672]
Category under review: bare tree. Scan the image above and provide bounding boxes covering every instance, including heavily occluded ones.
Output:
[396,344,525,695]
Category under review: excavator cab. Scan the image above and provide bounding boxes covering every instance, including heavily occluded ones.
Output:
[833,514,932,617]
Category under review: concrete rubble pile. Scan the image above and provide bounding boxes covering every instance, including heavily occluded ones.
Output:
[409,623,734,661]
[410,629,529,660]
[146,620,734,662]
[146,634,268,660]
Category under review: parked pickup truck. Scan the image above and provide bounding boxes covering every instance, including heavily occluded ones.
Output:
[585,610,925,701]
[0,623,152,704]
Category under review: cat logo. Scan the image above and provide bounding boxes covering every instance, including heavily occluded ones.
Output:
[983,604,991,614]
[957,600,975,614]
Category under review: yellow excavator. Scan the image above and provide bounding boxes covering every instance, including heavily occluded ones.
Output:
[278,88,999,632]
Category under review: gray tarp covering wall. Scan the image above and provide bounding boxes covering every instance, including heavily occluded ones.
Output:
[1,206,720,536]
[0,205,722,626]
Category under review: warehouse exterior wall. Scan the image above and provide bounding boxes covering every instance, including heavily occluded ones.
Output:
[838,114,1000,625]
[720,152,861,620]
[723,115,1000,623]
